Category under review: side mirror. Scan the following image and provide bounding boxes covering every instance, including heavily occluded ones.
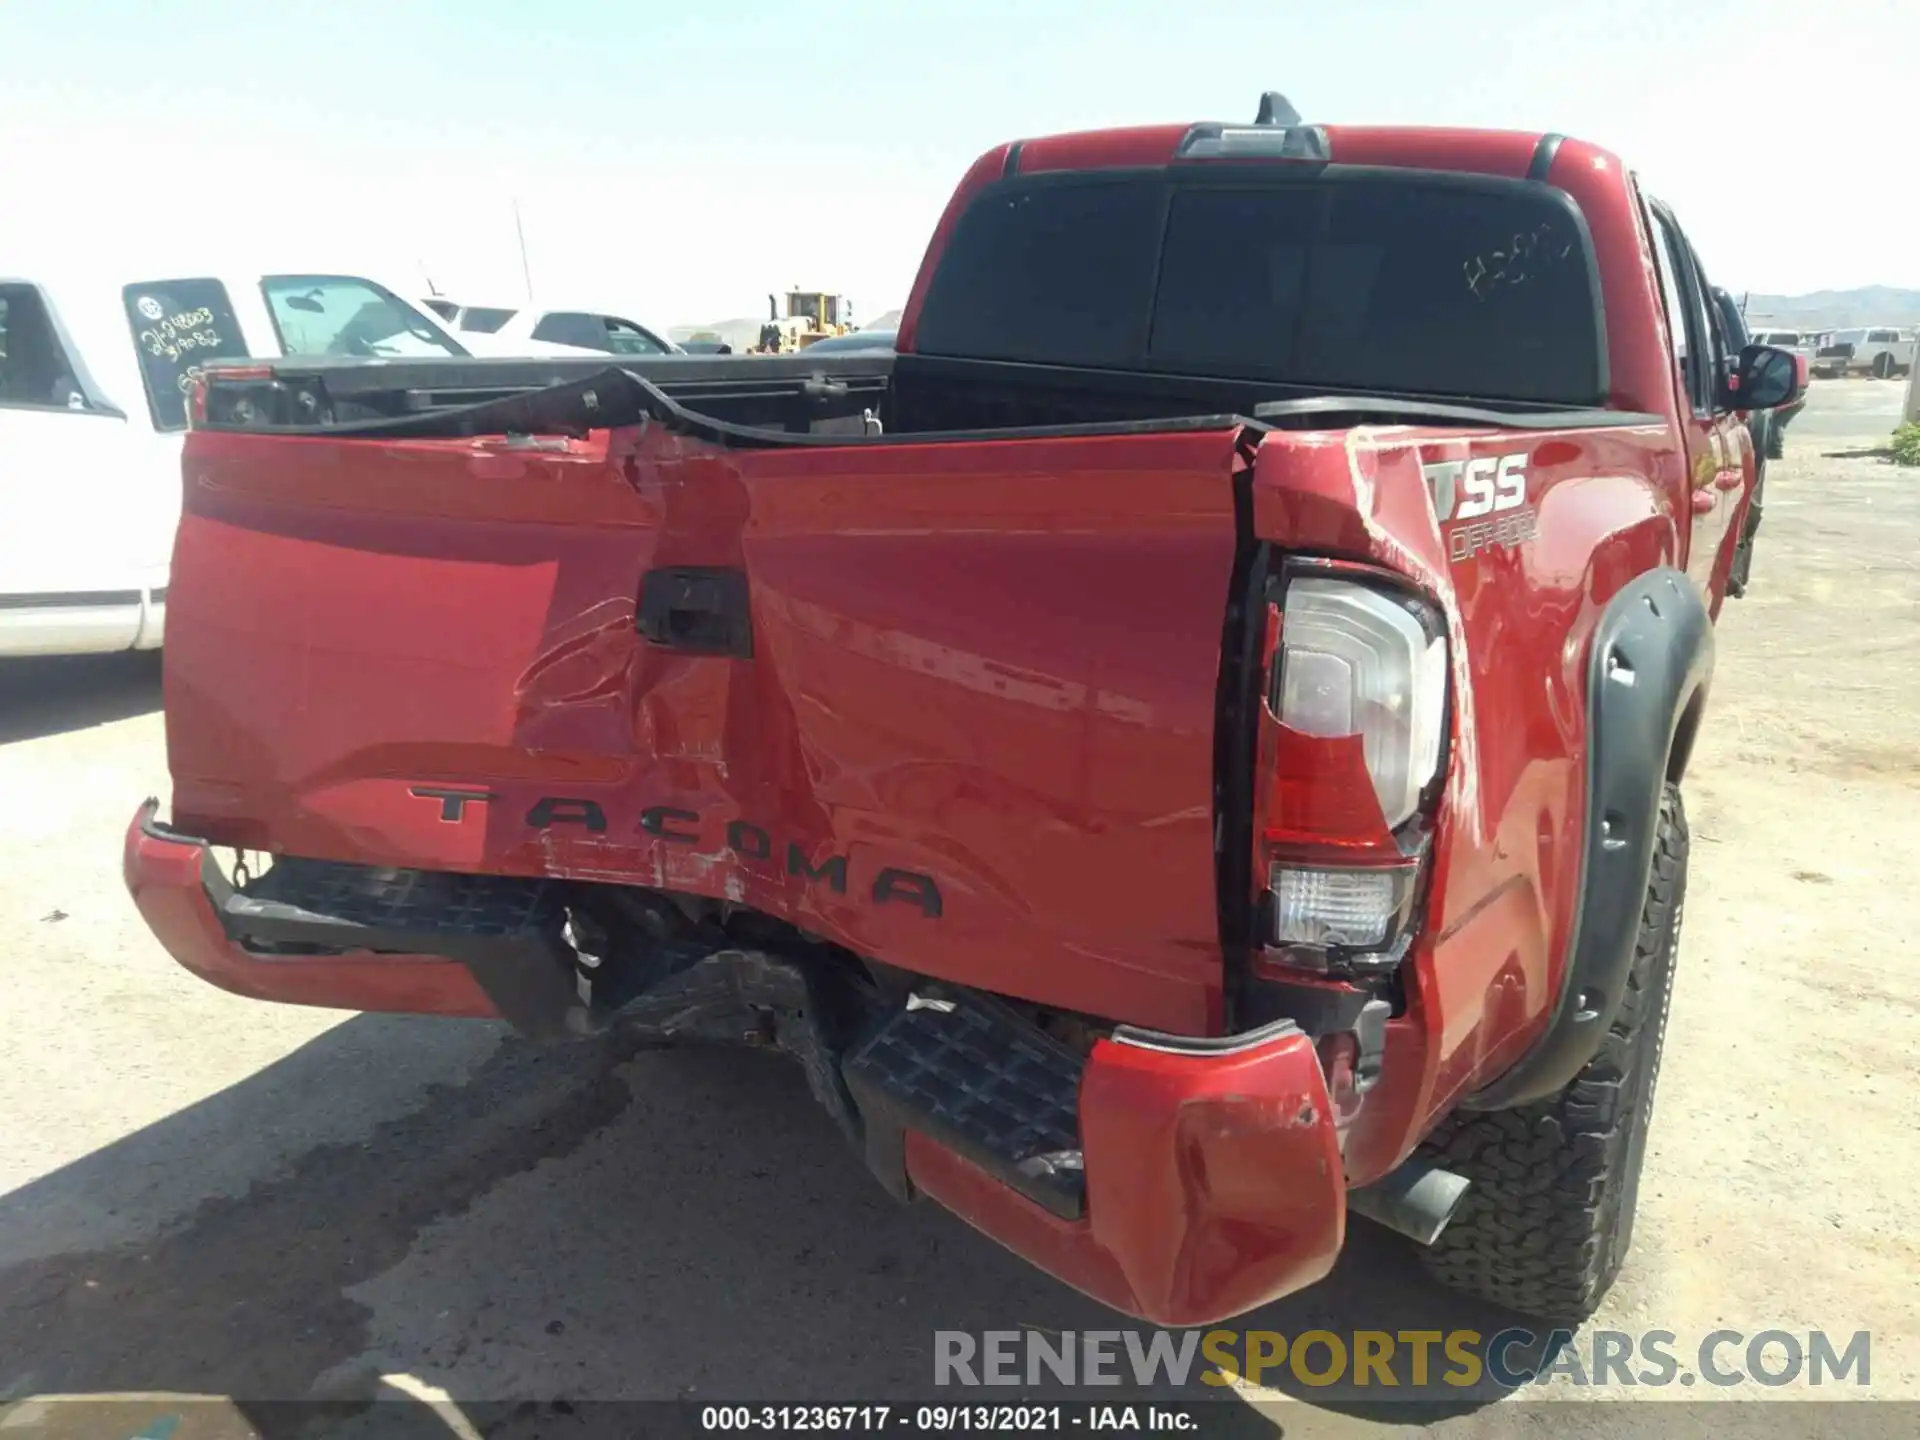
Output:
[1725,342,1805,411]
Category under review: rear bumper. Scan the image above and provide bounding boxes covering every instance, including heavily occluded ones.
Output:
[123,800,501,1019]
[899,1018,1346,1326]
[124,802,1348,1326]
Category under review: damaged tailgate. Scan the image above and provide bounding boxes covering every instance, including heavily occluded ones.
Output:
[165,419,1248,1032]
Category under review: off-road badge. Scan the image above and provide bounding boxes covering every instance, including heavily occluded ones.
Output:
[1422,452,1540,561]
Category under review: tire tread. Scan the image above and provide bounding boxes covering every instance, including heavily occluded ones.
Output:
[1410,784,1688,1323]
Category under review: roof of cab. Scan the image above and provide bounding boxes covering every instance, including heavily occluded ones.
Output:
[1007,122,1567,182]
[995,94,1587,186]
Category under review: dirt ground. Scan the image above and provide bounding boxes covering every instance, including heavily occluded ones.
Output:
[1,379,1915,1437]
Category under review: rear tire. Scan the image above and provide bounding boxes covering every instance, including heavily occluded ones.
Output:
[1741,466,1765,543]
[1412,784,1688,1324]
[1874,352,1896,380]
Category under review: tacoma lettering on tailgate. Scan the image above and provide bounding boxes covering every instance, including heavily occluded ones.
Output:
[408,786,945,918]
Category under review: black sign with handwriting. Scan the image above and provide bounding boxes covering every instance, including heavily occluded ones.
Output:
[122,278,250,430]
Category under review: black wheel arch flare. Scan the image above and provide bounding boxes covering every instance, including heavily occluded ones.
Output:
[1464,566,1713,1110]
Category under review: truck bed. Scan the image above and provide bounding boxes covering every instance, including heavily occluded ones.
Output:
[196,350,1654,449]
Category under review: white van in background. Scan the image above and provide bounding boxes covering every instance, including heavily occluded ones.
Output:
[0,269,586,658]
[1750,328,1815,366]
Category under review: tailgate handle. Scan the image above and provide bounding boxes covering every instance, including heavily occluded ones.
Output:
[637,567,753,658]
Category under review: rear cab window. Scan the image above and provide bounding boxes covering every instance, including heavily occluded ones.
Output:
[603,317,671,355]
[123,278,252,430]
[530,312,601,349]
[913,171,1606,407]
[527,312,669,355]
[262,275,467,360]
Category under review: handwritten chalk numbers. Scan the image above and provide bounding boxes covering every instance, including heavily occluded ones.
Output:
[140,307,220,363]
[1463,224,1575,301]
[122,278,247,430]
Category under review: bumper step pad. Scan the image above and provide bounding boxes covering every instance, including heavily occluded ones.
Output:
[218,858,581,1037]
[226,858,561,946]
[843,992,1087,1220]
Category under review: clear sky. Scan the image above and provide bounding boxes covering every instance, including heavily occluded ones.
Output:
[4,0,1912,331]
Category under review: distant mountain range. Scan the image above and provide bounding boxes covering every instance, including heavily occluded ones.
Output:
[669,292,1918,350]
[668,317,768,351]
[1740,286,1920,330]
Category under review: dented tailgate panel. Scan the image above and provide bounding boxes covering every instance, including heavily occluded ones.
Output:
[166,424,1246,1032]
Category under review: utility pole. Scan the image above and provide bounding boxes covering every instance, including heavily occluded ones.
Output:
[513,200,535,304]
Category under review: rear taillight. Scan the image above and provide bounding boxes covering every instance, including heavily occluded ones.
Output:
[192,367,330,430]
[1254,565,1448,977]
[1269,864,1421,949]
[189,364,274,430]
[1274,577,1446,830]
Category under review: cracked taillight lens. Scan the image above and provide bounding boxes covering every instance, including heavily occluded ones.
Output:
[1274,578,1447,830]
[1258,571,1447,973]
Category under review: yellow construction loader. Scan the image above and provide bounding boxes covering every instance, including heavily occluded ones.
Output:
[754,290,855,352]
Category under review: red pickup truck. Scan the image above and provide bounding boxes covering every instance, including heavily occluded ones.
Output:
[125,96,1803,1328]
